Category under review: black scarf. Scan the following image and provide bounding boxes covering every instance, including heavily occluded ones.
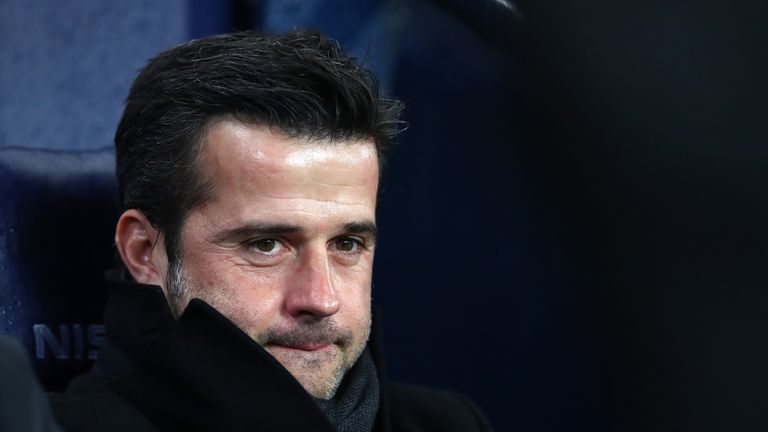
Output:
[313,348,380,432]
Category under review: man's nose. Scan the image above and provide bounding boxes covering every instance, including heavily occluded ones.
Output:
[284,250,340,320]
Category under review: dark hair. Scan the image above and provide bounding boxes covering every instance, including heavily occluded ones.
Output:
[115,29,405,282]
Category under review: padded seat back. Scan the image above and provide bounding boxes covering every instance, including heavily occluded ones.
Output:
[0,147,118,391]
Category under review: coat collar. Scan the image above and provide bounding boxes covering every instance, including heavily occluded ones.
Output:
[96,275,391,431]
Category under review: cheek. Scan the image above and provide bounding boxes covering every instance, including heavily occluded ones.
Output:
[183,253,285,315]
[334,267,373,320]
[190,273,285,339]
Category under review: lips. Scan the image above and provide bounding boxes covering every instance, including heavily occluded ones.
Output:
[276,342,332,352]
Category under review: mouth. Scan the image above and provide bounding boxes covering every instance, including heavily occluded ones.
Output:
[271,342,333,352]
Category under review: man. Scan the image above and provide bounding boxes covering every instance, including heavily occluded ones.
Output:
[49,30,492,431]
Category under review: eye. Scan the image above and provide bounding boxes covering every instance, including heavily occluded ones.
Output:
[334,237,362,253]
[247,238,284,255]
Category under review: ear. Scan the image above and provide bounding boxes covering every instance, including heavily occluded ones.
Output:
[114,209,167,286]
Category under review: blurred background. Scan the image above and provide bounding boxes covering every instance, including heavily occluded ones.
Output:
[2,1,767,431]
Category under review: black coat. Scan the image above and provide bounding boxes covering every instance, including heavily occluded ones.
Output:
[49,280,492,431]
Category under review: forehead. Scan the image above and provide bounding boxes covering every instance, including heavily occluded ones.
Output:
[196,119,379,212]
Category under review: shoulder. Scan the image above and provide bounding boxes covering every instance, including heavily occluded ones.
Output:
[387,382,493,432]
[0,336,63,432]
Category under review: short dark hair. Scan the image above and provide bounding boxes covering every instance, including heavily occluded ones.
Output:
[114,29,405,281]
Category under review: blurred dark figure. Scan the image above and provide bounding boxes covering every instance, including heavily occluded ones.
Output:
[516,1,768,431]
[0,336,62,432]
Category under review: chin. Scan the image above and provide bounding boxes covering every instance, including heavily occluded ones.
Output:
[301,374,345,400]
[267,347,347,399]
[288,360,347,399]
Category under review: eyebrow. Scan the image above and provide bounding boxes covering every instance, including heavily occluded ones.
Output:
[212,223,302,244]
[342,221,378,242]
[212,221,378,243]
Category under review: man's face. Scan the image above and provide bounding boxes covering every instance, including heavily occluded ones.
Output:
[168,119,379,399]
